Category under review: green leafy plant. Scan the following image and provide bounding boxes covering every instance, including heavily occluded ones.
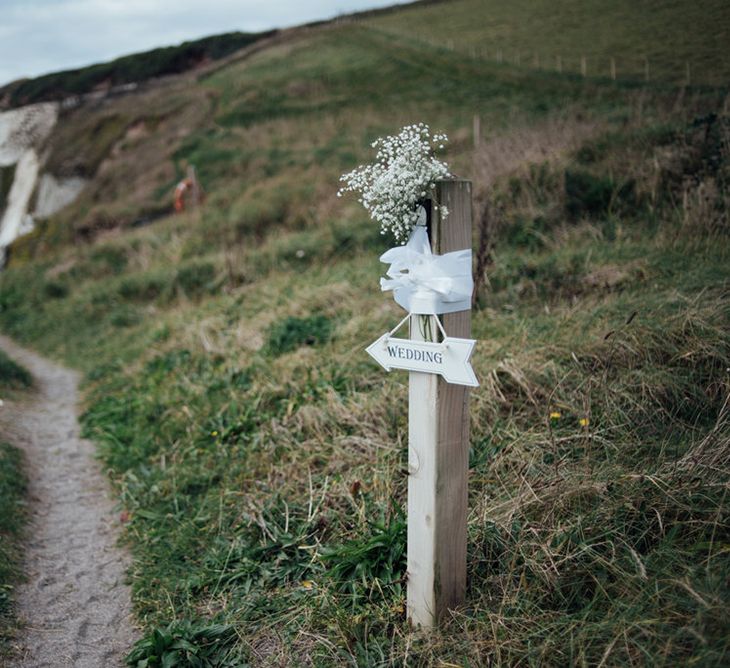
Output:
[126,620,239,668]
[322,509,406,601]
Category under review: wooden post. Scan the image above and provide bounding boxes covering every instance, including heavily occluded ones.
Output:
[473,114,481,149]
[187,165,201,206]
[408,179,472,628]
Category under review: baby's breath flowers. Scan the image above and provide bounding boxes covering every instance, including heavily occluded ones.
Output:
[338,123,450,244]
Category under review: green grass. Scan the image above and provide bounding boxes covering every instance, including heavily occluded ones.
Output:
[0,442,28,662]
[367,0,730,86]
[0,8,728,666]
[0,350,32,389]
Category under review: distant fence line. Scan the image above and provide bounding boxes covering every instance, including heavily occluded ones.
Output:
[356,23,724,89]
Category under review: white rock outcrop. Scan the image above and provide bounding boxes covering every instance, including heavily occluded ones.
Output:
[34,173,87,218]
[0,101,86,266]
[0,149,40,257]
[0,102,57,166]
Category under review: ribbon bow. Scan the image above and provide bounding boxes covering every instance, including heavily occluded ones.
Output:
[380,225,473,315]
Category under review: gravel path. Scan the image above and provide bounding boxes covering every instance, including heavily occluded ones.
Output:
[0,336,138,667]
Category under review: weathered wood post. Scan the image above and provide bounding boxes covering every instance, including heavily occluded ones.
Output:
[187,165,201,206]
[407,178,472,628]
[473,115,481,149]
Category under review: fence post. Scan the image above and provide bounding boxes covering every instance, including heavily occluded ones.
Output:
[473,114,481,149]
[187,165,202,206]
[407,179,472,628]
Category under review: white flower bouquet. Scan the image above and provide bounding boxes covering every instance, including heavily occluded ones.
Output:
[338,123,450,244]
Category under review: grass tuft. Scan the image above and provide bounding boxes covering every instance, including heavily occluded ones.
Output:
[0,350,32,389]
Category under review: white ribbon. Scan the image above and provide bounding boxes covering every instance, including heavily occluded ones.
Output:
[379,224,473,315]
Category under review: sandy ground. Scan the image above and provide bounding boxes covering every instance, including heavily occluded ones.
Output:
[0,336,138,667]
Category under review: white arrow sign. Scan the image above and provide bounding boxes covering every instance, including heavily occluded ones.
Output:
[366,334,479,387]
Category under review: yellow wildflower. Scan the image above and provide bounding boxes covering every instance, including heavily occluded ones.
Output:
[301,580,314,589]
[549,411,561,419]
[579,418,589,427]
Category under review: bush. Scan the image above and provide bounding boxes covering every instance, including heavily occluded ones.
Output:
[110,305,141,328]
[265,315,333,356]
[89,246,128,275]
[43,280,69,299]
[0,350,32,388]
[564,168,636,220]
[175,262,217,297]
[118,272,172,302]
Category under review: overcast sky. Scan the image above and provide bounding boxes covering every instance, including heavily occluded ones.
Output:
[0,0,412,86]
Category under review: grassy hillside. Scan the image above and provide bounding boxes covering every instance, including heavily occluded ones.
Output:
[0,8,729,667]
[0,31,275,108]
[367,0,730,85]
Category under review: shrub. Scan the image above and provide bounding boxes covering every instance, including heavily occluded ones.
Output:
[564,169,635,220]
[43,280,69,299]
[175,262,217,297]
[118,272,172,302]
[265,315,333,356]
[89,246,128,275]
[0,350,32,388]
[110,305,141,328]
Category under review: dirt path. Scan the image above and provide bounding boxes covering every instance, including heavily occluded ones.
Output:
[0,336,138,667]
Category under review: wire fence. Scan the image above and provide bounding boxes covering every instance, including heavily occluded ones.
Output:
[355,23,727,89]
